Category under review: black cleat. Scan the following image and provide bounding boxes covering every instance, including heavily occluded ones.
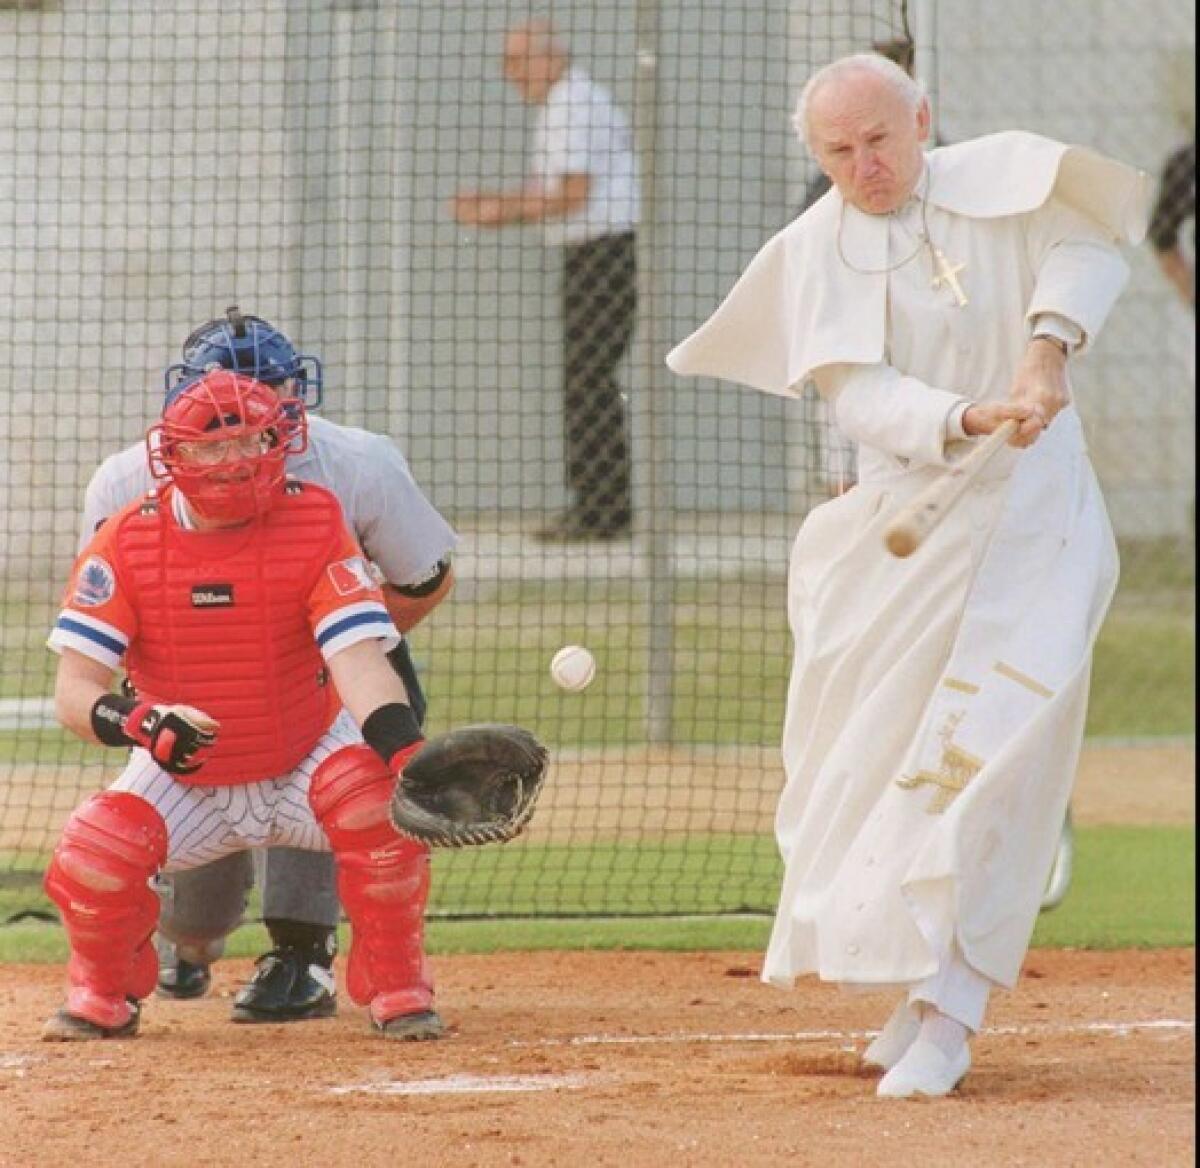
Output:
[42,998,142,1042]
[231,947,337,1023]
[156,957,212,1001]
[372,1009,446,1042]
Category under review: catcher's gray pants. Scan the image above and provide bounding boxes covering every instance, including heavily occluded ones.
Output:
[135,712,350,965]
[156,847,340,964]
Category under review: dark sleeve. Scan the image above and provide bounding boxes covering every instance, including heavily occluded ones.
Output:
[799,171,832,217]
[1148,143,1196,252]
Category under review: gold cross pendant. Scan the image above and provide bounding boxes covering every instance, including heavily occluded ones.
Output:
[931,248,969,307]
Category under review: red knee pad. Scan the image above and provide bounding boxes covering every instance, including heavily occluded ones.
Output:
[44,792,168,1020]
[309,744,399,852]
[309,745,432,1010]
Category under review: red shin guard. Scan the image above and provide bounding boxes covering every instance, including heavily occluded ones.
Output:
[309,744,433,1017]
[43,792,168,1029]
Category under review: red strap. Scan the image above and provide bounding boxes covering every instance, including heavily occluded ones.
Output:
[151,725,179,766]
[121,701,160,751]
[388,739,425,776]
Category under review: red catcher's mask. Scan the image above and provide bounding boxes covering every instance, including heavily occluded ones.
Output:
[147,371,307,524]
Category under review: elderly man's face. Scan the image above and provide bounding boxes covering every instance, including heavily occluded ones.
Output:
[808,71,930,215]
[503,33,557,104]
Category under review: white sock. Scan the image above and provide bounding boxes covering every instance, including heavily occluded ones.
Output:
[863,1000,920,1069]
[916,1004,971,1058]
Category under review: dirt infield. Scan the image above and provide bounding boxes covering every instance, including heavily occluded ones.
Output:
[0,746,1192,1166]
[0,948,1192,1168]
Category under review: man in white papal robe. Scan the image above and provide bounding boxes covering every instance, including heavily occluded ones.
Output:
[667,53,1150,1099]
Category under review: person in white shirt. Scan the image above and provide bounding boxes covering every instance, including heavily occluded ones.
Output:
[451,20,640,541]
[79,308,457,1035]
[669,54,1148,1099]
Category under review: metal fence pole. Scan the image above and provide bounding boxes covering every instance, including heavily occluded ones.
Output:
[785,8,820,524]
[633,0,674,744]
[913,0,939,138]
[284,0,340,362]
[341,1,402,427]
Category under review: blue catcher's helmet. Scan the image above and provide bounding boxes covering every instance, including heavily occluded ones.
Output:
[164,306,324,409]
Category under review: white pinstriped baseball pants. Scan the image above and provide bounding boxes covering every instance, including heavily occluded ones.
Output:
[109,711,362,873]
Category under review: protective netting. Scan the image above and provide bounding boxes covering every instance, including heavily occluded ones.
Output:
[0,0,1193,921]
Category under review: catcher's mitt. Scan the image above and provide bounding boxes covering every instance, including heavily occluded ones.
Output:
[389,724,549,848]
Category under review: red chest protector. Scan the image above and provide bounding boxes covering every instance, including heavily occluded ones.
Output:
[114,482,345,785]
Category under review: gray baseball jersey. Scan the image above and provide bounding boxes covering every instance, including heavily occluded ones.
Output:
[79,414,457,586]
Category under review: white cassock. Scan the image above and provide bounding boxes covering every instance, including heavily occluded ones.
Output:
[667,132,1151,1000]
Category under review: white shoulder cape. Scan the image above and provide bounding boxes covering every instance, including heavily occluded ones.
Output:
[665,131,1151,397]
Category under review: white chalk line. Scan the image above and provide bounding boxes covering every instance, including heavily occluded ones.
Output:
[325,1019,1193,1096]
[5,1022,1188,1099]
[508,1017,1195,1050]
[329,1072,603,1097]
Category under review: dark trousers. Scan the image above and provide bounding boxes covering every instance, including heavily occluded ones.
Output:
[561,231,637,531]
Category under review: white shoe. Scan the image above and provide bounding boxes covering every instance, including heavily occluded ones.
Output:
[876,1038,970,1099]
[862,1001,921,1071]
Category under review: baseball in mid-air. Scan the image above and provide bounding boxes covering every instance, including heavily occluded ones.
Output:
[550,645,596,693]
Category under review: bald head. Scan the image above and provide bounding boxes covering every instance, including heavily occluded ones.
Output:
[503,20,570,104]
[795,54,930,215]
[795,54,924,147]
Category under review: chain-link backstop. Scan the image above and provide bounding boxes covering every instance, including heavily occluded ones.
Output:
[0,0,1193,921]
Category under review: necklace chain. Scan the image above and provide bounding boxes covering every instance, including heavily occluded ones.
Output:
[835,169,934,277]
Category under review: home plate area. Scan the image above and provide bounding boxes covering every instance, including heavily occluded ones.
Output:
[330,1071,602,1096]
[0,948,1192,1167]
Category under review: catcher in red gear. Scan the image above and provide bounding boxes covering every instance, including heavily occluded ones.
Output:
[44,371,444,1042]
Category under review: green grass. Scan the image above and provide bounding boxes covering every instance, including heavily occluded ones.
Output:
[0,559,1191,959]
[1087,609,1195,738]
[417,588,1194,743]
[0,836,782,929]
[1030,826,1195,949]
[0,730,108,766]
[0,826,1190,963]
[0,915,776,965]
[2,566,1191,763]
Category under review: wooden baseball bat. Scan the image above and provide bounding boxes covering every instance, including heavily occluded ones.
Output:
[883,419,1019,558]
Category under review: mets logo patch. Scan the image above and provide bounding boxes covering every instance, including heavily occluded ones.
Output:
[73,556,116,608]
[327,556,377,596]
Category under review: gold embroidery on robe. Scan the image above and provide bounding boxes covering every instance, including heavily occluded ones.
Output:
[896,712,985,814]
[993,660,1055,699]
[941,677,980,695]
